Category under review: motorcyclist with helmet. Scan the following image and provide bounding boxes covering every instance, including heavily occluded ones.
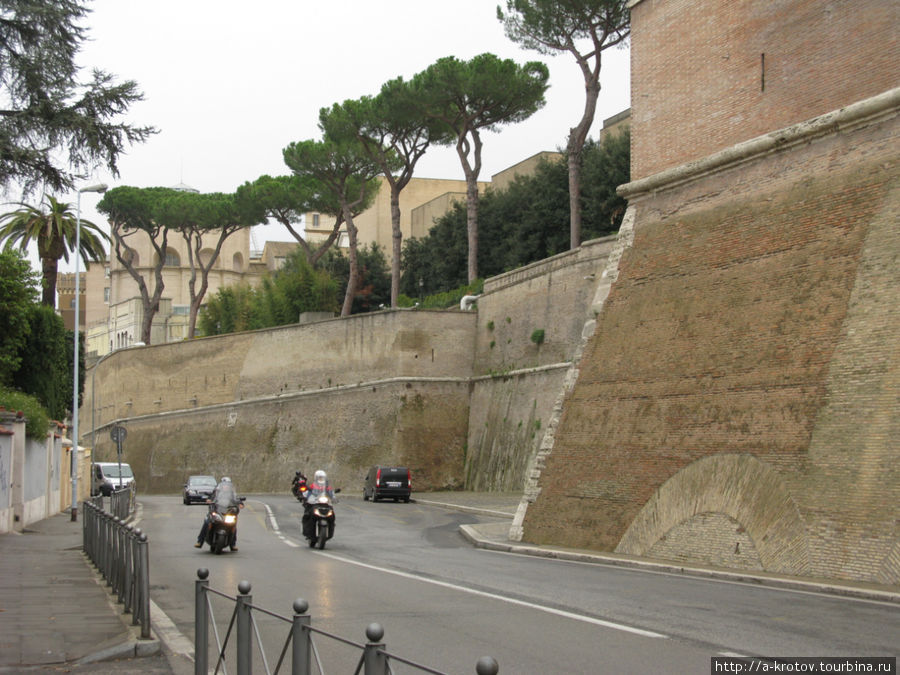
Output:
[302,470,334,539]
[195,477,244,550]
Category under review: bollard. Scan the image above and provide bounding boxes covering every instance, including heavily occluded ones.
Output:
[476,656,499,674]
[137,532,151,638]
[110,517,121,597]
[362,623,387,675]
[236,580,252,675]
[195,569,210,675]
[122,525,134,613]
[291,598,311,675]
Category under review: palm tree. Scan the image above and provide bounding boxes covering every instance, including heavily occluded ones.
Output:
[0,196,109,307]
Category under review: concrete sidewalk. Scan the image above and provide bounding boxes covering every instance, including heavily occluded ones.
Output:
[0,511,180,674]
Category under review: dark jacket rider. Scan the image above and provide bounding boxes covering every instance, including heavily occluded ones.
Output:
[195,477,243,550]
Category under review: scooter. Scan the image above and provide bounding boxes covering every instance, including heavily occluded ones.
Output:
[291,473,308,501]
[303,489,340,549]
[205,496,245,554]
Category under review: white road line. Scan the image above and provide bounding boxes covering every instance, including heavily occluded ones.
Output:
[317,551,669,639]
[259,500,300,547]
[263,500,665,638]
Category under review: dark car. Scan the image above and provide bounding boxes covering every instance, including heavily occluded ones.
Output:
[363,466,411,503]
[183,475,217,504]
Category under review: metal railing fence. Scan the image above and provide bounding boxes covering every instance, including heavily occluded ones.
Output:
[110,483,136,520]
[195,569,500,675]
[82,499,151,638]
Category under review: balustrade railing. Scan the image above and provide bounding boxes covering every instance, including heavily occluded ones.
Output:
[195,569,500,675]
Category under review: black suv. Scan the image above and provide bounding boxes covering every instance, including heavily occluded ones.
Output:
[363,466,411,502]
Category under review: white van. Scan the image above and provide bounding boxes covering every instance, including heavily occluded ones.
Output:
[91,462,135,496]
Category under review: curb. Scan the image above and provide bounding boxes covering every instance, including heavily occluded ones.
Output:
[74,631,160,665]
[458,525,900,605]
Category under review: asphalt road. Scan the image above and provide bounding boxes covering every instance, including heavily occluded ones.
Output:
[135,494,899,674]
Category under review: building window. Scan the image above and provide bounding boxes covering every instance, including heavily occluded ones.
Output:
[312,213,320,228]
[70,299,76,309]
[103,287,110,303]
[104,266,110,278]
[164,250,180,266]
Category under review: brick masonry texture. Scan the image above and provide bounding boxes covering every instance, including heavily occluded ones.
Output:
[629,0,899,179]
[521,106,899,583]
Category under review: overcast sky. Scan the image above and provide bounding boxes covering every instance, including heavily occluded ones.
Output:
[40,0,631,273]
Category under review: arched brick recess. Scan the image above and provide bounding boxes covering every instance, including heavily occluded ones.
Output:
[616,454,811,575]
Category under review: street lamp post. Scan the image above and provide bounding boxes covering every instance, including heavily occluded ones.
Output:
[70,182,107,522]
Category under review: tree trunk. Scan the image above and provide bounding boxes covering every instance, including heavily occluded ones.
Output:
[41,256,58,307]
[340,207,359,317]
[456,130,482,284]
[390,185,402,308]
[568,72,601,250]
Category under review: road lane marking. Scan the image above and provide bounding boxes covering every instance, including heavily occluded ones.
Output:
[259,500,300,548]
[265,499,664,637]
[318,551,669,639]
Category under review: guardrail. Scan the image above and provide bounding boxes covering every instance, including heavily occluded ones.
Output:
[195,569,500,675]
[82,499,151,638]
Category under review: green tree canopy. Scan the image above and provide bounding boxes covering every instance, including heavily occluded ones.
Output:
[11,304,70,420]
[282,137,381,317]
[0,0,155,195]
[97,186,178,344]
[401,129,629,294]
[235,174,345,267]
[410,53,549,283]
[199,248,339,336]
[0,247,38,383]
[319,243,391,315]
[0,194,108,306]
[498,0,630,248]
[153,189,266,339]
[320,78,445,308]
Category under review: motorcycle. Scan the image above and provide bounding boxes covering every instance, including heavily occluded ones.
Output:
[205,494,245,554]
[303,488,340,549]
[291,473,308,501]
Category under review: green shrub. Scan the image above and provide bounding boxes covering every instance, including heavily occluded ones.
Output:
[397,280,484,310]
[0,387,50,439]
[530,329,545,345]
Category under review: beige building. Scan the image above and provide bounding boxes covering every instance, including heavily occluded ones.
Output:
[304,175,488,259]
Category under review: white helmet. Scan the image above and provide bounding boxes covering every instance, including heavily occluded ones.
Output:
[313,470,327,486]
[220,477,232,484]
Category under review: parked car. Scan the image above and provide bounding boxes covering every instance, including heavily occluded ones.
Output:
[91,462,135,496]
[363,466,411,503]
[183,475,218,505]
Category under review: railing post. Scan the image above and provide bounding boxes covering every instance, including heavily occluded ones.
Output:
[122,524,134,614]
[195,569,210,675]
[363,623,387,675]
[291,598,310,675]
[476,656,499,674]
[136,531,150,639]
[131,528,142,626]
[110,517,121,595]
[236,580,252,675]
[103,511,112,580]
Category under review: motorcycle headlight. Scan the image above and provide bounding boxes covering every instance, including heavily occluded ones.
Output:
[224,514,237,524]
